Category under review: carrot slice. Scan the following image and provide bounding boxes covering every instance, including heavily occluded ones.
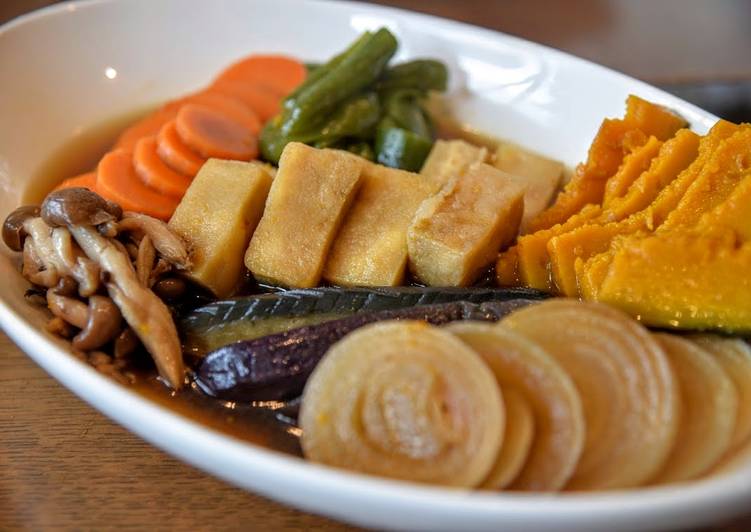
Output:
[212,55,306,96]
[96,150,178,221]
[114,101,185,151]
[175,104,258,160]
[133,136,192,198]
[182,90,262,134]
[211,81,282,121]
[54,171,98,192]
[157,120,207,177]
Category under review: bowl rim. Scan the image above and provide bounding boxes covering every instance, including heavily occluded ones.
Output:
[0,0,743,529]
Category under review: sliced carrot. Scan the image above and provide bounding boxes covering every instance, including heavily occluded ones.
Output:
[54,171,98,192]
[157,120,207,177]
[133,136,192,198]
[182,90,262,134]
[114,102,184,151]
[211,81,283,121]
[212,55,306,96]
[175,104,258,161]
[96,150,178,221]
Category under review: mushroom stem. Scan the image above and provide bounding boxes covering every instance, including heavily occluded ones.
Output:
[119,212,191,269]
[136,234,156,287]
[68,225,185,388]
[51,227,100,296]
[22,239,58,288]
[47,291,88,329]
[72,295,123,351]
[22,218,61,284]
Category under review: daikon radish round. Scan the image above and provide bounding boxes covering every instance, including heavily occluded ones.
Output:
[481,388,534,489]
[300,321,504,487]
[689,334,751,452]
[651,334,738,483]
[502,300,679,490]
[446,322,584,491]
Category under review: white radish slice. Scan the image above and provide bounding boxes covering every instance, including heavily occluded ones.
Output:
[502,300,679,490]
[481,387,535,489]
[689,334,751,452]
[299,320,504,488]
[651,333,738,483]
[446,322,584,491]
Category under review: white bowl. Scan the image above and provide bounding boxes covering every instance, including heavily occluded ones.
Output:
[1,1,746,530]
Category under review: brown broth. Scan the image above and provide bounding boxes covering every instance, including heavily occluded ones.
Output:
[129,370,302,455]
[23,108,151,204]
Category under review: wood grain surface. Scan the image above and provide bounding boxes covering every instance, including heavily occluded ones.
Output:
[2,1,751,531]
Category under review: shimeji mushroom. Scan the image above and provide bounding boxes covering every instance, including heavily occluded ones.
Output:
[40,188,185,389]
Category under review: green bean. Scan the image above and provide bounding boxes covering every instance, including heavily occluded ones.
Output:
[315,92,380,142]
[377,60,448,92]
[283,28,398,135]
[375,118,434,172]
[344,141,375,161]
[381,89,432,138]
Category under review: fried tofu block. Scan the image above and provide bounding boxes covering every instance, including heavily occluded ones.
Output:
[323,164,434,286]
[420,139,488,191]
[408,162,525,286]
[168,159,273,298]
[493,143,564,232]
[244,142,363,288]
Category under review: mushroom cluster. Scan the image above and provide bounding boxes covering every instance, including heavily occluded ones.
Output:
[2,188,191,389]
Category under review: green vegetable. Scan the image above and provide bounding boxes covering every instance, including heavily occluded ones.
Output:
[259,29,448,169]
[375,118,434,172]
[314,92,380,143]
[343,141,375,161]
[378,59,448,92]
[284,28,397,135]
[381,89,432,138]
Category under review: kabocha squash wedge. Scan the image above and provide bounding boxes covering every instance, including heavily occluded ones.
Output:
[323,163,433,287]
[408,163,524,286]
[526,96,686,233]
[595,233,751,333]
[624,94,688,141]
[548,130,701,296]
[658,127,751,232]
[525,119,645,234]
[651,334,737,484]
[599,129,700,223]
[168,159,273,298]
[502,300,679,490]
[493,144,564,233]
[552,121,740,298]
[601,136,663,206]
[420,139,488,191]
[511,204,603,291]
[245,142,363,288]
[299,321,504,488]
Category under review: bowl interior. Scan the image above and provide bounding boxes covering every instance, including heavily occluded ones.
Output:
[0,1,736,530]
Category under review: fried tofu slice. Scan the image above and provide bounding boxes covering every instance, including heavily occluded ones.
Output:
[420,139,487,191]
[408,162,525,286]
[493,143,564,233]
[168,159,273,298]
[245,142,363,288]
[323,164,434,286]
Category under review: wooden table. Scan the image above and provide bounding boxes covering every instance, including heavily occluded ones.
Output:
[2,1,751,531]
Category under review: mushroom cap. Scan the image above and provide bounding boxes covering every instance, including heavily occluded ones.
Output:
[2,205,40,251]
[41,188,122,228]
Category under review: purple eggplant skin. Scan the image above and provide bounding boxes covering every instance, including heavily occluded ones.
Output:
[196,298,538,402]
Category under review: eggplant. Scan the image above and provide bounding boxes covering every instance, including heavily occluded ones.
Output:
[196,298,539,401]
[181,286,546,355]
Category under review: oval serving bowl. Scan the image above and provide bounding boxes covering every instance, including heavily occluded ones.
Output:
[1,1,746,530]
